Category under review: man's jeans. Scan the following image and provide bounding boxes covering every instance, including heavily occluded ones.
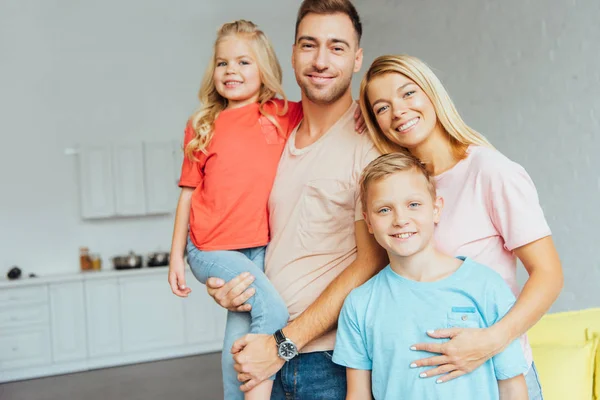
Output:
[271,350,347,399]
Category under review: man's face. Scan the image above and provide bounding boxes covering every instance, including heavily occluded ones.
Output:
[292,12,363,105]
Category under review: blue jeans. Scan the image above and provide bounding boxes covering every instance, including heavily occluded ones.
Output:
[186,237,289,400]
[271,350,347,399]
[525,362,543,399]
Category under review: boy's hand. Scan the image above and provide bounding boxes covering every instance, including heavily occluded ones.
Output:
[168,257,192,297]
[206,272,256,312]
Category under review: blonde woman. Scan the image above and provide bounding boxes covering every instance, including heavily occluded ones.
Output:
[168,20,303,400]
[358,54,562,399]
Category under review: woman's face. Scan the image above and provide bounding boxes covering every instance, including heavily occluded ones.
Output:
[367,73,438,150]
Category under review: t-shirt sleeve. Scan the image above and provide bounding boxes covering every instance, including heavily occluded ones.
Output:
[332,293,372,370]
[178,120,204,188]
[355,138,382,221]
[485,159,551,250]
[484,273,529,380]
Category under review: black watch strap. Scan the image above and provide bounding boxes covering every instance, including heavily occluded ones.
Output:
[274,329,286,345]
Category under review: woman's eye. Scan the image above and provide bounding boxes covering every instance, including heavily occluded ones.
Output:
[375,105,389,114]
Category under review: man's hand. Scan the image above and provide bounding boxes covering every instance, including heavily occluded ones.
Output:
[231,334,285,392]
[205,272,256,312]
[409,327,504,383]
[168,257,191,297]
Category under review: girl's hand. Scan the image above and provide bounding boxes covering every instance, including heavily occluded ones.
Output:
[410,327,505,383]
[354,101,366,134]
[168,257,192,297]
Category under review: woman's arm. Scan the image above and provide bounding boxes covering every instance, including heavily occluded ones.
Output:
[346,368,373,400]
[168,187,194,297]
[409,236,563,382]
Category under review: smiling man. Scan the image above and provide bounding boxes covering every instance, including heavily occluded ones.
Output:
[205,1,388,399]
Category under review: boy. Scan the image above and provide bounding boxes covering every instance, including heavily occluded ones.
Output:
[332,153,528,400]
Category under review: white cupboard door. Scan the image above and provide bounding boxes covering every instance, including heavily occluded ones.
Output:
[119,274,185,353]
[183,271,224,345]
[49,282,87,363]
[143,141,177,214]
[85,279,122,358]
[112,143,147,216]
[78,145,115,219]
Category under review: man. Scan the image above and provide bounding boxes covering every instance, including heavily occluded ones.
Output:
[207,1,388,398]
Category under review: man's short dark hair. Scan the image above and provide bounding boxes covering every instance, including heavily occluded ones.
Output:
[295,0,362,44]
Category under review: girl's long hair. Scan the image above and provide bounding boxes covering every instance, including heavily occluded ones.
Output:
[185,20,287,159]
[359,54,493,160]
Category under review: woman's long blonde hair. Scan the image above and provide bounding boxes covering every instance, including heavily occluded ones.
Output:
[359,54,493,161]
[185,20,287,159]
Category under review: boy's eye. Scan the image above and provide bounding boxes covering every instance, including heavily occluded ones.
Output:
[375,105,389,115]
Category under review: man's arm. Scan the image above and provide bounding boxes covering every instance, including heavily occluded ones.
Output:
[231,220,388,392]
[346,368,373,400]
[283,220,388,349]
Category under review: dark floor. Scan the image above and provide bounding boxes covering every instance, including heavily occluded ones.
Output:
[0,352,223,400]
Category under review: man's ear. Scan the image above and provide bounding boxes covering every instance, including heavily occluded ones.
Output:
[433,196,444,224]
[363,211,373,234]
[353,47,364,73]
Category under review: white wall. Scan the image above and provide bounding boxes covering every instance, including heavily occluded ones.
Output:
[0,0,299,276]
[354,0,600,311]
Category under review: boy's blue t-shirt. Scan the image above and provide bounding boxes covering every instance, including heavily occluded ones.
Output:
[332,257,528,400]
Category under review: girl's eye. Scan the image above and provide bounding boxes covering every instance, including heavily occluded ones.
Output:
[409,202,420,208]
[403,90,415,98]
[375,105,389,115]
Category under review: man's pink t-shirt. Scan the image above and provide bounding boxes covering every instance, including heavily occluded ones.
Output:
[433,145,552,367]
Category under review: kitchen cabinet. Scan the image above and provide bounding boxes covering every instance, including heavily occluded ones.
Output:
[0,267,225,383]
[77,141,178,219]
[84,278,122,358]
[49,282,87,363]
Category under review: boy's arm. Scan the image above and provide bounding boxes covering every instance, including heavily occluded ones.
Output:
[346,368,373,400]
[498,374,527,400]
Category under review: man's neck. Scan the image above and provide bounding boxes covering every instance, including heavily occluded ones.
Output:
[388,246,461,283]
[295,91,354,149]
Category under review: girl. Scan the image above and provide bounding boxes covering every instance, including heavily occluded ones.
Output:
[358,54,563,399]
[168,20,303,400]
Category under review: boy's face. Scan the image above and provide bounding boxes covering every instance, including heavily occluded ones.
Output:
[363,170,443,259]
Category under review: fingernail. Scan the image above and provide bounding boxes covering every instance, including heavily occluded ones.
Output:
[436,379,443,384]
[410,346,416,351]
[409,363,417,368]
[427,330,435,334]
[419,373,427,378]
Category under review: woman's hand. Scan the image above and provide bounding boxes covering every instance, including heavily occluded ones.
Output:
[410,327,506,383]
[168,257,192,297]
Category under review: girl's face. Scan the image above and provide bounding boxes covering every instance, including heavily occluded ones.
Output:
[213,36,262,109]
[367,73,440,151]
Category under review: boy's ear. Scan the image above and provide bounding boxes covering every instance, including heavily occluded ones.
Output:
[362,211,374,234]
[433,196,444,224]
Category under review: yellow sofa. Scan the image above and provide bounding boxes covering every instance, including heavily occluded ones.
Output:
[528,308,600,400]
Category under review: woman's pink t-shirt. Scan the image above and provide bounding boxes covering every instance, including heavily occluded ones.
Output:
[434,145,551,367]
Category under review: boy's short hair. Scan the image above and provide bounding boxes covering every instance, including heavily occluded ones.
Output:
[360,153,437,213]
[295,0,362,44]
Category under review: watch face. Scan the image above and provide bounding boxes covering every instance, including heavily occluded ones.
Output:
[278,340,297,360]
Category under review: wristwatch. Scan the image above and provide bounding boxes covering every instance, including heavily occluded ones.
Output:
[274,329,298,361]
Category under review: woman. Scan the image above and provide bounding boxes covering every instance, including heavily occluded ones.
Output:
[358,54,563,399]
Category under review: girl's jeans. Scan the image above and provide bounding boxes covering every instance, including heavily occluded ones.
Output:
[186,237,289,400]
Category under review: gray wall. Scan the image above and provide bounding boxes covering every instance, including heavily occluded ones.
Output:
[355,0,600,312]
[1,0,598,312]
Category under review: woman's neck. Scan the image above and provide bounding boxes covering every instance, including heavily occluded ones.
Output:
[411,124,460,176]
